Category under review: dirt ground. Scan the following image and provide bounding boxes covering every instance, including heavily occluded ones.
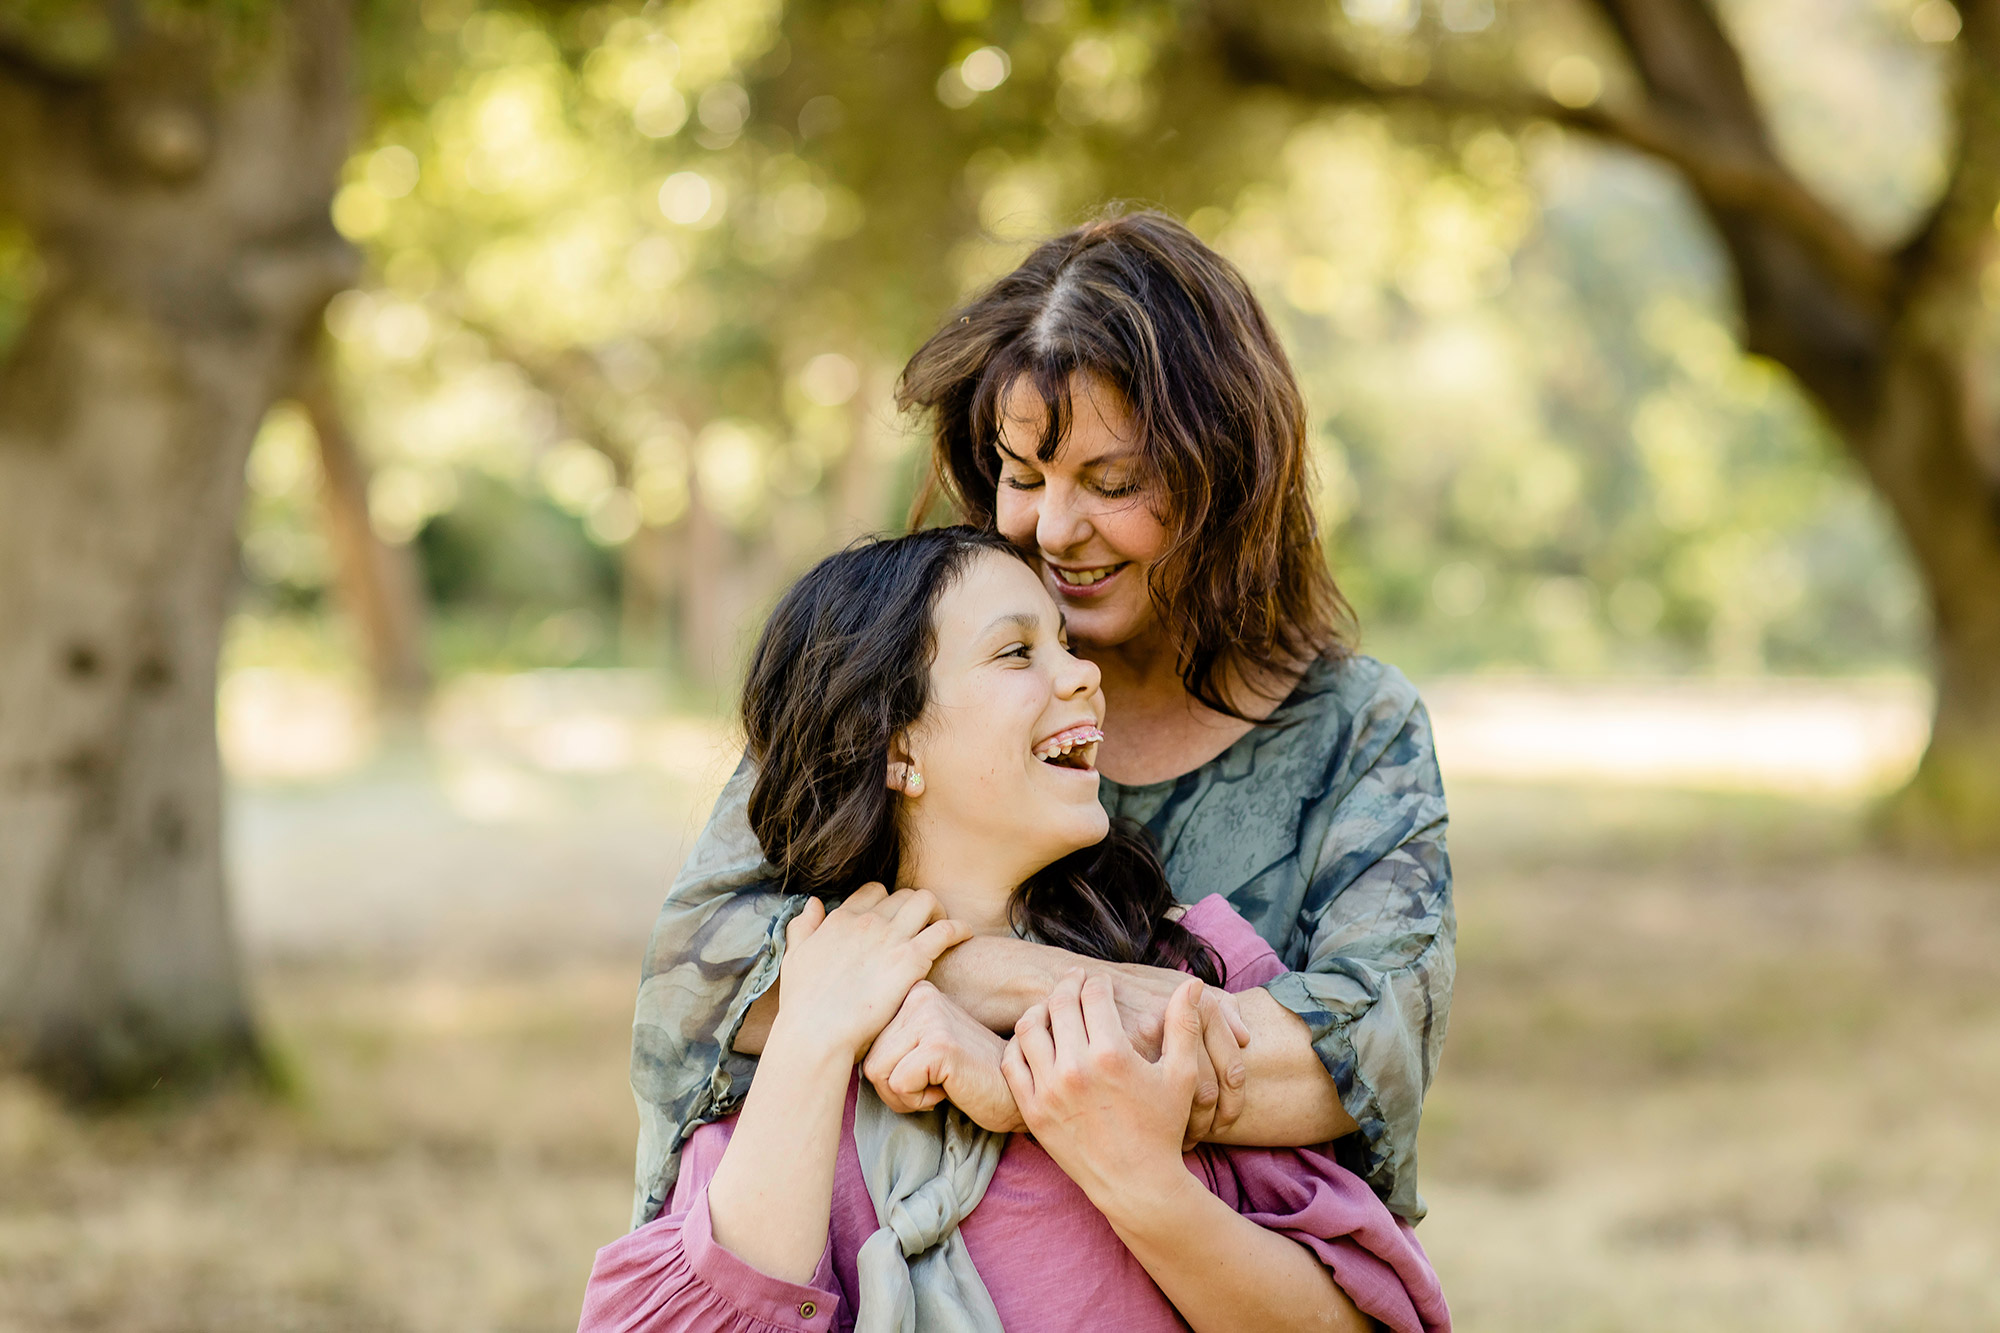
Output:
[2,767,1996,1332]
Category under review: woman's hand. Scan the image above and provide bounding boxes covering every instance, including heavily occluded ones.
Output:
[1102,963,1250,1146]
[1001,970,1206,1217]
[771,883,973,1063]
[862,980,1023,1132]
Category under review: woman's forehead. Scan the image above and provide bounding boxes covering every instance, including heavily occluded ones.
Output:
[997,371,1139,463]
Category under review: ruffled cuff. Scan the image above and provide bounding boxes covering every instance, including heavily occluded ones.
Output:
[1259,971,1396,1207]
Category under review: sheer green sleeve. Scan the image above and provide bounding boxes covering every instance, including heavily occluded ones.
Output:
[1259,666,1454,1222]
[627,755,806,1228]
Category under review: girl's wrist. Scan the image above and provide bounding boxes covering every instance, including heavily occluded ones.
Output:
[1086,1156,1200,1234]
[763,1014,860,1082]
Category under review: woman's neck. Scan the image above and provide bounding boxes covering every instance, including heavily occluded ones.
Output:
[1081,629,1304,787]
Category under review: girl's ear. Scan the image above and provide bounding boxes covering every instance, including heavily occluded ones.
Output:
[886,734,927,796]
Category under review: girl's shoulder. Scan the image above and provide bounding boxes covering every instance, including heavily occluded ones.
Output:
[1177,894,1286,990]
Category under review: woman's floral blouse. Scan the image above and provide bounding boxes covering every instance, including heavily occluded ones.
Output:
[627,653,1454,1226]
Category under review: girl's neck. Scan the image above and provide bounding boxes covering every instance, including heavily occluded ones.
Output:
[896,845,1028,938]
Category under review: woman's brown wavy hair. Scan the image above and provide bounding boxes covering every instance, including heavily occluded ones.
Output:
[898,208,1352,721]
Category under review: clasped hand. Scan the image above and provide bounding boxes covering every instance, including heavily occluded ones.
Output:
[865,962,1249,1148]
[1002,970,1211,1215]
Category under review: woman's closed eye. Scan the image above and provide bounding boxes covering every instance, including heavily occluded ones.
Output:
[1002,472,1044,491]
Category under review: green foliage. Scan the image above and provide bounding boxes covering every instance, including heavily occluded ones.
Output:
[228,0,1937,678]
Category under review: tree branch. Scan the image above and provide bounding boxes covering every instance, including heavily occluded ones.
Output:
[0,31,94,94]
[1205,0,1892,307]
[1897,1,2000,290]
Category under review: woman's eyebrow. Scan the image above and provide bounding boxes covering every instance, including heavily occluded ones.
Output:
[994,440,1131,470]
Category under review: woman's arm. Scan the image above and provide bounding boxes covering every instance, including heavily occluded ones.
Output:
[740,931,1291,1140]
[1261,667,1454,1220]
[1003,973,1371,1333]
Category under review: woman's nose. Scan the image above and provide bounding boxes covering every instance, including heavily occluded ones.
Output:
[1035,484,1092,556]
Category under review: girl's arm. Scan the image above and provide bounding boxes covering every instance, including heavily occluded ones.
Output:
[1003,973,1372,1333]
[705,887,970,1282]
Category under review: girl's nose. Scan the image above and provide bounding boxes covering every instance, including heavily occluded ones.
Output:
[1056,650,1101,700]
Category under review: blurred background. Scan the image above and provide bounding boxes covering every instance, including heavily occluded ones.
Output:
[1,0,1997,1329]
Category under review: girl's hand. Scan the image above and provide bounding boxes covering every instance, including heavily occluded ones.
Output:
[1001,970,1206,1219]
[862,980,1023,1132]
[772,884,973,1063]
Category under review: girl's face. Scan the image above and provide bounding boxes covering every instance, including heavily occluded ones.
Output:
[900,551,1110,875]
[992,372,1171,651]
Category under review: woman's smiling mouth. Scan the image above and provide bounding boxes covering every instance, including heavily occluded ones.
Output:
[1047,563,1128,597]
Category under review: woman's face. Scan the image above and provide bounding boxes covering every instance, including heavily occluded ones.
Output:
[902,550,1110,874]
[992,372,1171,651]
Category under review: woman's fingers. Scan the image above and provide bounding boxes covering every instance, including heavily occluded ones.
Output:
[1160,979,1207,1075]
[1218,990,1251,1047]
[1046,970,1089,1056]
[887,1047,945,1099]
[860,1014,920,1089]
[1078,974,1126,1050]
[1014,1001,1056,1077]
[1196,988,1248,1134]
[1000,1036,1035,1105]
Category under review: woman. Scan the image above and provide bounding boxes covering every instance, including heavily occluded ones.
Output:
[582,530,1446,1332]
[630,210,1451,1229]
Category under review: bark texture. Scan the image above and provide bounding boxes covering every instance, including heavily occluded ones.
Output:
[0,2,356,1096]
[1211,0,2000,850]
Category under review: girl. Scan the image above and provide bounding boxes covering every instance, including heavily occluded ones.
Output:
[581,529,1447,1332]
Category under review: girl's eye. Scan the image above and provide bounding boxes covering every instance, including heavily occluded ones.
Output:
[1003,643,1033,661]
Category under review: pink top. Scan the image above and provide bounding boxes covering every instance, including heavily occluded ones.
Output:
[580,896,1450,1333]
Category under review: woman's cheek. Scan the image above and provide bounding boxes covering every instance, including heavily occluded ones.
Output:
[993,491,1038,550]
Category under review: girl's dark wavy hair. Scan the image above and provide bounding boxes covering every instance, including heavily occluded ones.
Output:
[899,207,1352,722]
[741,526,1221,985]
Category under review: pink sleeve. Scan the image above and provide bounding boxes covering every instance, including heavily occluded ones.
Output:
[1178,894,1287,991]
[1194,1145,1451,1333]
[578,1122,842,1333]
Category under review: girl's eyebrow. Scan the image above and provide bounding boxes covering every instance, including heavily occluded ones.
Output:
[981,608,1067,638]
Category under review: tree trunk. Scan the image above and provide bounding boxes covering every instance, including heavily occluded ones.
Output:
[0,2,356,1098]
[1858,336,2000,850]
[297,355,431,718]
